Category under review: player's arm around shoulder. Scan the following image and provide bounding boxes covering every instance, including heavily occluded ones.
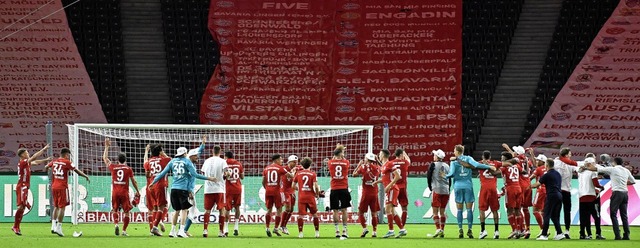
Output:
[151,159,173,186]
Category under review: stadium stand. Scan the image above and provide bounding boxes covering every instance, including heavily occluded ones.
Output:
[62,0,128,123]
[462,0,524,154]
[161,0,219,124]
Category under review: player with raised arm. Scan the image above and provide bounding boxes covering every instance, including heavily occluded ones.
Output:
[280,155,302,235]
[379,149,407,238]
[181,137,207,237]
[446,145,495,239]
[143,144,155,234]
[202,145,230,238]
[146,143,172,236]
[352,152,380,238]
[12,144,51,235]
[292,157,321,238]
[478,150,502,239]
[262,154,288,237]
[529,150,548,238]
[427,149,449,238]
[224,150,244,236]
[103,138,140,236]
[500,152,524,239]
[391,149,410,226]
[150,147,216,238]
[328,145,351,239]
[502,144,533,237]
[45,148,90,237]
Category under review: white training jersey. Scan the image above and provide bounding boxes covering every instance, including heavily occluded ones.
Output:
[598,165,635,192]
[554,159,578,192]
[201,156,228,194]
[577,170,597,198]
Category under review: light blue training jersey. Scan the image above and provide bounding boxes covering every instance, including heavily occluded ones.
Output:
[445,155,490,190]
[152,155,207,191]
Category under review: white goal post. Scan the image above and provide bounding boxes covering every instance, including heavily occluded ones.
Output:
[66,124,374,225]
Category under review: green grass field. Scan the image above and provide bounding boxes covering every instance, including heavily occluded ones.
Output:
[1,223,638,248]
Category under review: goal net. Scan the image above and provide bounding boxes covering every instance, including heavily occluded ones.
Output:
[67,124,373,224]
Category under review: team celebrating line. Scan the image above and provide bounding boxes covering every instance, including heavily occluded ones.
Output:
[10,141,636,241]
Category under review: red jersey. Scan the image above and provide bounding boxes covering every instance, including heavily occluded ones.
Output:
[381,161,399,190]
[518,155,532,189]
[48,158,74,190]
[263,163,286,196]
[109,163,134,194]
[146,156,171,187]
[532,166,547,192]
[328,158,349,190]
[500,164,522,188]
[391,159,409,189]
[281,165,303,194]
[479,160,501,189]
[225,159,244,195]
[17,159,31,186]
[295,169,317,200]
[358,162,380,196]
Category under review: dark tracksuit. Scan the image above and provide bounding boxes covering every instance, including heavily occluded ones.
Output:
[540,168,563,236]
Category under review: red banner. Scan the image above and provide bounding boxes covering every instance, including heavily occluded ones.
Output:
[201,0,462,174]
[524,0,640,175]
[0,1,107,172]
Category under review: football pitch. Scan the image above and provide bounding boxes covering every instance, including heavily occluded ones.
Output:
[1,223,638,248]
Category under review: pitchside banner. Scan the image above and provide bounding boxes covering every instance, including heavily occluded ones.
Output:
[524,0,640,175]
[0,1,107,172]
[201,0,462,174]
[3,176,639,226]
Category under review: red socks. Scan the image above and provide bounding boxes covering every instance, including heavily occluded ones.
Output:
[153,208,167,227]
[401,211,407,226]
[515,212,523,231]
[204,213,210,230]
[275,215,281,229]
[372,215,378,231]
[147,211,154,230]
[219,215,225,232]
[313,217,320,231]
[387,214,394,230]
[394,215,404,229]
[359,213,366,228]
[14,208,25,229]
[123,215,130,231]
[298,218,304,232]
[266,213,271,229]
[440,216,447,230]
[112,212,120,224]
[508,214,516,231]
[523,208,531,230]
[433,215,440,229]
[281,211,291,228]
[533,211,543,229]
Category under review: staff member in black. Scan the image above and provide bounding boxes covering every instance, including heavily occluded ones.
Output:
[532,159,565,241]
